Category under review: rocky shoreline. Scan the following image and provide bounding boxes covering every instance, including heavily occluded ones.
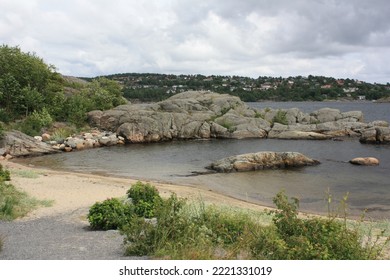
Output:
[1,91,389,159]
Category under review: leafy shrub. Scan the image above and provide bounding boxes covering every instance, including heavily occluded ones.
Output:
[122,193,190,257]
[250,191,389,260]
[19,108,53,136]
[87,198,133,230]
[121,189,389,259]
[127,181,163,218]
[0,164,11,182]
[122,193,258,258]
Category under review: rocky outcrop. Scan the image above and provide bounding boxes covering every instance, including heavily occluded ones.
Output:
[265,107,371,139]
[0,130,61,157]
[207,151,320,173]
[359,125,390,144]
[349,157,380,166]
[88,91,271,143]
[87,91,389,143]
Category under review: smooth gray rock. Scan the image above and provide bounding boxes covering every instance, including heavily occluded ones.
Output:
[1,130,61,157]
[208,151,320,173]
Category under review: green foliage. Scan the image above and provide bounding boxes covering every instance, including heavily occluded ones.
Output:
[120,189,389,259]
[0,45,126,128]
[87,198,133,230]
[219,121,236,133]
[250,191,389,260]
[50,126,76,142]
[0,175,52,220]
[122,194,260,258]
[0,164,11,182]
[0,234,3,252]
[272,110,288,125]
[127,181,163,218]
[108,73,390,102]
[18,108,53,136]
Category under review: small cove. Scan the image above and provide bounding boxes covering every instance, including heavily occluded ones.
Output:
[15,101,390,220]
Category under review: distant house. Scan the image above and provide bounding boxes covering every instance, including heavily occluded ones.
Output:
[343,87,358,93]
[260,83,273,90]
[358,95,366,100]
[321,84,332,89]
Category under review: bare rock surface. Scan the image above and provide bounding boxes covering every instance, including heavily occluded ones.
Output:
[207,151,320,173]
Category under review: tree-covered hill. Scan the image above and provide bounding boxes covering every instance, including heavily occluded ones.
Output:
[104,73,390,102]
[0,45,126,136]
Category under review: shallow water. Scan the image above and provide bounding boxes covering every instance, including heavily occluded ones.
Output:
[18,138,390,219]
[16,101,390,219]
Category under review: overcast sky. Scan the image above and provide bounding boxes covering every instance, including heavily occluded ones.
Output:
[1,0,390,83]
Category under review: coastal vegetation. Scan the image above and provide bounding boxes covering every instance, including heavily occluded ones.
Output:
[0,164,52,221]
[0,45,125,135]
[88,181,389,260]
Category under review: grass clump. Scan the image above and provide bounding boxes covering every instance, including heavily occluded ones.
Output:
[272,110,288,125]
[0,164,52,220]
[0,164,11,181]
[11,169,40,179]
[0,182,52,220]
[0,235,3,252]
[251,191,389,260]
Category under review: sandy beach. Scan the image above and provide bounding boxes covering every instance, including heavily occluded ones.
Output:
[2,160,270,221]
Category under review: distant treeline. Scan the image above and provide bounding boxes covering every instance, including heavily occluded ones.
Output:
[103,73,390,102]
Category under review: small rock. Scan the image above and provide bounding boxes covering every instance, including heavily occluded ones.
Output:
[5,154,13,160]
[349,157,379,166]
[41,133,51,141]
[76,142,85,150]
[64,147,73,152]
[34,136,43,141]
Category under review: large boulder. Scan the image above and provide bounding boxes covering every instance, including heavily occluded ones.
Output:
[0,130,61,157]
[207,151,320,173]
[360,126,390,144]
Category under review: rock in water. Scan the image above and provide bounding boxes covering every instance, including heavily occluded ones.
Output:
[349,157,379,166]
[208,151,320,173]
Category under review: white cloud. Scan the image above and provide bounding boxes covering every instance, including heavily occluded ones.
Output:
[1,0,389,83]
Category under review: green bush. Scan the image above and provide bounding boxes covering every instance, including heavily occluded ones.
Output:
[121,189,389,259]
[87,198,133,230]
[0,164,11,182]
[250,191,389,260]
[127,181,163,218]
[19,108,53,136]
[122,193,258,258]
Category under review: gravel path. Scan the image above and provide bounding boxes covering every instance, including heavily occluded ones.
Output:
[0,207,145,260]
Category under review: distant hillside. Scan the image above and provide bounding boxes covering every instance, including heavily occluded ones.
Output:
[102,73,390,102]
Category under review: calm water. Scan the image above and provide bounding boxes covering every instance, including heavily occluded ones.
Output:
[17,102,390,219]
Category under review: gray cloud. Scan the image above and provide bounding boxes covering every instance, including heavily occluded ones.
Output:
[1,0,389,82]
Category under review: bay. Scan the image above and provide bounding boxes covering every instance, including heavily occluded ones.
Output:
[17,101,390,220]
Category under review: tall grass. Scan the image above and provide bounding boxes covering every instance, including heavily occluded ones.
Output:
[0,181,53,221]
